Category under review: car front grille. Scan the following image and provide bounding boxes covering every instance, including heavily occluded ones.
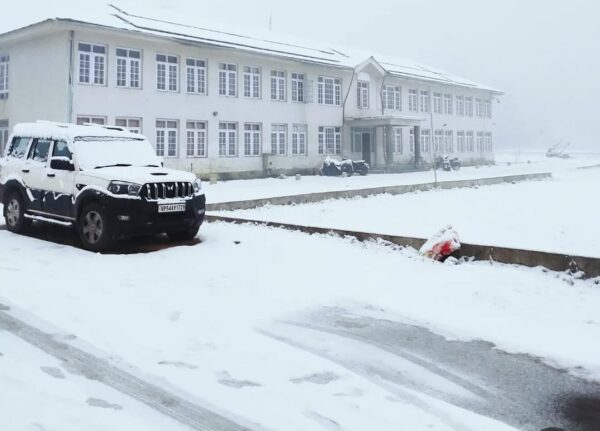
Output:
[142,182,193,200]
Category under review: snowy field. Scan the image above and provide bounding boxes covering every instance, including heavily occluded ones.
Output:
[1,220,600,430]
[205,151,600,204]
[218,167,600,257]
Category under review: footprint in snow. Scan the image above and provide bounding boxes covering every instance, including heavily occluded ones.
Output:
[217,371,262,388]
[290,371,339,385]
[158,360,198,370]
[86,397,123,410]
[40,366,66,379]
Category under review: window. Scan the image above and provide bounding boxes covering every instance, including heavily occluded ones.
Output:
[475,98,483,117]
[393,128,403,153]
[291,73,305,102]
[116,48,141,88]
[0,55,8,99]
[115,117,142,134]
[156,120,178,157]
[0,120,8,155]
[318,126,341,154]
[186,121,207,158]
[466,131,475,152]
[219,122,237,156]
[52,141,71,159]
[465,97,474,117]
[484,99,492,118]
[433,92,442,114]
[243,66,260,98]
[8,137,29,159]
[76,116,106,125]
[444,130,454,153]
[419,90,430,112]
[243,123,261,156]
[409,128,415,153]
[28,138,52,163]
[408,89,418,112]
[477,131,485,152]
[78,43,106,85]
[187,58,207,95]
[434,130,444,153]
[318,77,341,106]
[456,96,465,116]
[219,63,237,96]
[357,81,369,109]
[485,132,493,152]
[271,70,286,101]
[444,94,453,115]
[457,131,466,152]
[156,54,178,92]
[420,129,431,153]
[291,124,307,155]
[383,86,401,110]
[271,124,287,155]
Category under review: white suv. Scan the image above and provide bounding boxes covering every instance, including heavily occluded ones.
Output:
[0,122,205,251]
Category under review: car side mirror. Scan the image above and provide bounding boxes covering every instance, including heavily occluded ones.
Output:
[50,157,75,171]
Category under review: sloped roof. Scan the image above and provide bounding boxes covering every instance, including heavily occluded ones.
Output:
[0,3,502,93]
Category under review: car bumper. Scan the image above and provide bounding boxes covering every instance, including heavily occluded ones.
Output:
[106,193,206,238]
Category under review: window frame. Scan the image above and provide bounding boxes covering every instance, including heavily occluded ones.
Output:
[291,73,305,103]
[155,119,179,158]
[186,58,208,95]
[0,55,9,99]
[186,120,208,158]
[156,54,179,92]
[76,116,107,126]
[419,90,430,113]
[243,123,261,156]
[443,94,453,115]
[116,47,142,89]
[317,76,341,106]
[383,85,401,111]
[219,63,238,97]
[408,89,418,112]
[270,70,287,102]
[115,117,142,134]
[218,122,238,157]
[271,124,287,155]
[357,81,369,109]
[78,42,107,86]
[243,66,261,99]
[318,126,341,155]
[291,124,308,156]
[393,127,403,154]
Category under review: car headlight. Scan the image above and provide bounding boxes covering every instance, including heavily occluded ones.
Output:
[108,181,142,196]
[193,178,202,195]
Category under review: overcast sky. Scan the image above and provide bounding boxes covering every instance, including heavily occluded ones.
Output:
[3,0,600,150]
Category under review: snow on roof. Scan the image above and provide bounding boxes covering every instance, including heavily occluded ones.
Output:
[0,3,502,93]
[12,121,144,142]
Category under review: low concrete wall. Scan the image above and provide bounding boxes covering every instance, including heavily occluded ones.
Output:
[207,172,552,212]
[206,215,600,279]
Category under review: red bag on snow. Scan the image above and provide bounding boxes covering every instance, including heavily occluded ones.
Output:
[419,226,461,261]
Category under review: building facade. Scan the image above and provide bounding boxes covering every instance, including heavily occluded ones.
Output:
[0,7,501,179]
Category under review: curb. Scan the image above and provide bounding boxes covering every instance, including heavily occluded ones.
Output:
[206,215,600,279]
[206,172,552,212]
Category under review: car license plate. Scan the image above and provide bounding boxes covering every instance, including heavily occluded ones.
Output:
[158,203,186,213]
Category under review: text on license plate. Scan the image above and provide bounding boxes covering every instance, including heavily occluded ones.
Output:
[158,203,186,213]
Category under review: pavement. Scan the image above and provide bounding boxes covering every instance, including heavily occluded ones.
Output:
[269,307,600,431]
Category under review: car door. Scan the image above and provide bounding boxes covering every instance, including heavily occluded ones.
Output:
[42,140,76,218]
[22,138,53,212]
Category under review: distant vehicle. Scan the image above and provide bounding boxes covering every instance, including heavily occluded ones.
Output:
[0,121,205,252]
[435,155,461,171]
[546,141,571,159]
[319,157,369,176]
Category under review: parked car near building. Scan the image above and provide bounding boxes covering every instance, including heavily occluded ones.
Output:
[0,121,205,251]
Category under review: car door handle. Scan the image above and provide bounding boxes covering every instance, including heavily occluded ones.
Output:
[47,172,56,178]
[21,169,30,173]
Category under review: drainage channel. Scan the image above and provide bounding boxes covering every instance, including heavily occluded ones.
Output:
[206,215,600,279]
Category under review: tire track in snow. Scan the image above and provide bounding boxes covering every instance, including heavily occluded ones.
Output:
[0,307,261,431]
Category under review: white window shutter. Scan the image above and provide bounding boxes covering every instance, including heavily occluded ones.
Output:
[304,79,314,103]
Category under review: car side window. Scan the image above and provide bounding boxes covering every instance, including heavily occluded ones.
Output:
[52,140,72,159]
[28,138,52,163]
[7,137,30,159]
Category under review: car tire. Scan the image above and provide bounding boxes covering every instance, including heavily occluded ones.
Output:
[4,192,31,233]
[167,223,200,242]
[78,202,113,252]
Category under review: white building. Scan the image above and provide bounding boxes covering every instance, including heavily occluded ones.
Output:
[0,5,502,179]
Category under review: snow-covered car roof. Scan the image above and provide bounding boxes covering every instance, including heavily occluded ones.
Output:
[0,4,502,94]
[11,122,144,142]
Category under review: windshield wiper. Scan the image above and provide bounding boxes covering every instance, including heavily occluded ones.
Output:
[94,163,132,169]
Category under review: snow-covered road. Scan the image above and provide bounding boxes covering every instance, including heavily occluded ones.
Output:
[2,219,600,430]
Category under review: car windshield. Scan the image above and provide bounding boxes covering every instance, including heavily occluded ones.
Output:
[71,137,161,170]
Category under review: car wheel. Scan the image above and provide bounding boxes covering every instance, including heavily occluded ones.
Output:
[4,192,31,233]
[167,223,200,241]
[78,203,113,252]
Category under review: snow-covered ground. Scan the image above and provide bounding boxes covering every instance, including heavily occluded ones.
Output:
[205,151,600,204]
[217,167,600,257]
[1,220,600,430]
